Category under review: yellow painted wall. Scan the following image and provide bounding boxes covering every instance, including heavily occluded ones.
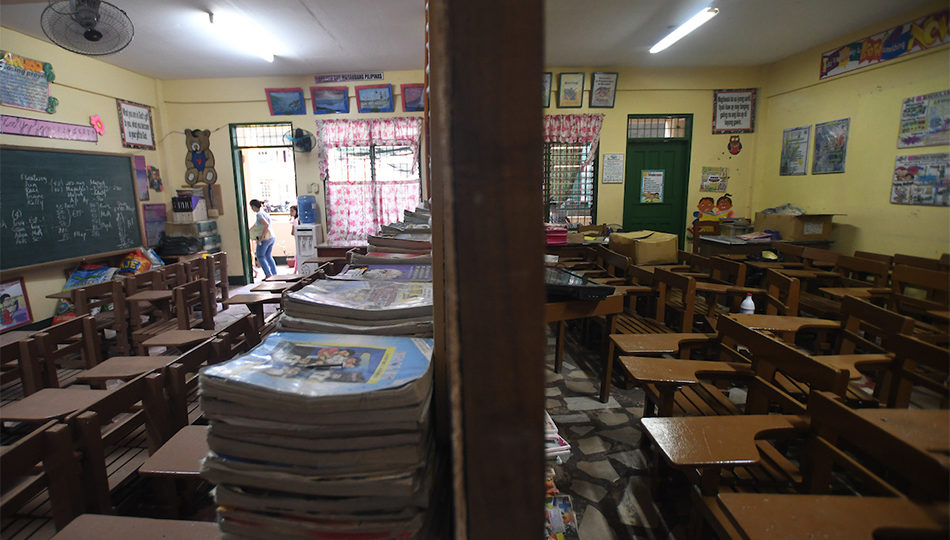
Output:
[159,71,425,278]
[546,66,765,231]
[751,2,950,257]
[0,29,167,320]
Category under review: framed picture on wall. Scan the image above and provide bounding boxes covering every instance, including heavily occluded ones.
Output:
[356,84,395,113]
[557,72,584,108]
[589,72,618,108]
[401,84,425,112]
[116,98,156,150]
[264,88,306,115]
[310,86,349,114]
[542,72,552,108]
[0,278,33,333]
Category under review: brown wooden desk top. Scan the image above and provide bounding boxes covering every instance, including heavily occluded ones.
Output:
[717,493,947,540]
[812,353,893,379]
[225,293,283,305]
[926,309,950,322]
[139,425,209,478]
[142,330,216,348]
[544,294,623,323]
[50,513,220,539]
[777,269,840,279]
[727,314,840,333]
[694,282,766,295]
[45,290,74,300]
[818,287,891,300]
[854,408,950,460]
[610,333,716,354]
[641,414,808,467]
[0,387,109,422]
[619,357,753,385]
[250,281,293,292]
[744,261,806,269]
[75,356,179,383]
[126,290,173,302]
[0,330,35,347]
[264,273,305,282]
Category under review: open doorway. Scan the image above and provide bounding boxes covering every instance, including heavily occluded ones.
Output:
[229,123,297,283]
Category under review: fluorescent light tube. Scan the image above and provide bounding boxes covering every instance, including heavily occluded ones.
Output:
[649,7,719,54]
[209,11,276,63]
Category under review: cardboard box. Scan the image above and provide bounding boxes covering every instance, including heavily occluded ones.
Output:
[754,212,834,241]
[608,230,678,264]
[170,199,208,223]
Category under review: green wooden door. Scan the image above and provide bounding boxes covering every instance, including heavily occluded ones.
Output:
[622,140,690,247]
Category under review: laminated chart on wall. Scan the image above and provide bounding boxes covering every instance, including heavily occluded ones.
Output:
[898,90,950,149]
[700,166,729,192]
[890,153,949,206]
[812,119,849,174]
[780,126,810,176]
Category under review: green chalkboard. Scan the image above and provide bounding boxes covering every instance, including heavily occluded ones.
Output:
[1,146,143,271]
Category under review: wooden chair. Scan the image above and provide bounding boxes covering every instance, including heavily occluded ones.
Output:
[32,315,102,389]
[797,255,891,319]
[161,262,189,289]
[165,338,228,430]
[853,250,893,267]
[894,253,943,271]
[758,269,801,316]
[205,251,229,311]
[72,279,130,356]
[0,338,42,397]
[882,333,950,409]
[688,220,720,253]
[800,246,840,269]
[65,372,171,514]
[1,421,84,533]
[134,279,216,354]
[888,264,950,344]
[124,268,171,333]
[770,242,805,264]
[216,313,261,360]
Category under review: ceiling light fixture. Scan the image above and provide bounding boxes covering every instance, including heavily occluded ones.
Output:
[208,11,276,63]
[649,7,719,54]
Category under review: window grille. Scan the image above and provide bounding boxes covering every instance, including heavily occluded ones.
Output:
[233,123,292,147]
[627,116,688,139]
[543,143,596,225]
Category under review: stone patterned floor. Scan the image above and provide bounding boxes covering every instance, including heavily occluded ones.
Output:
[545,325,690,539]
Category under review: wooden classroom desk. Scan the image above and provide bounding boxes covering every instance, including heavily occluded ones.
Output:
[75,356,179,388]
[697,236,832,258]
[264,273,305,282]
[224,292,282,321]
[50,514,219,539]
[716,493,947,540]
[315,242,366,258]
[0,387,109,422]
[818,287,891,300]
[545,294,623,374]
[853,408,950,466]
[139,425,209,479]
[726,313,840,334]
[250,281,294,293]
[0,330,35,346]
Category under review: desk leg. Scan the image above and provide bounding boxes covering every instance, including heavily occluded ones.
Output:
[600,334,616,403]
[246,303,265,322]
[554,321,565,373]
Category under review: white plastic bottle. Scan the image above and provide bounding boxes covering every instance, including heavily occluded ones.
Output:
[740,293,755,314]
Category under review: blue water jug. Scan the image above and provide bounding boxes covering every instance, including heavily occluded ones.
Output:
[297,195,317,224]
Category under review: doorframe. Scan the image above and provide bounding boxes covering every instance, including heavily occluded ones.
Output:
[228,122,297,284]
[625,113,693,249]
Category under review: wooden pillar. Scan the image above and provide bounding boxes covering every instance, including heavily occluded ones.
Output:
[428,0,545,536]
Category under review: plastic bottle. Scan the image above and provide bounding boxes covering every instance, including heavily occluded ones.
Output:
[297,195,317,224]
[740,293,755,314]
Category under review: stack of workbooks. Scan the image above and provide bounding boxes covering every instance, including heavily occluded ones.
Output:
[199,332,436,539]
[403,208,430,224]
[329,264,433,282]
[381,221,431,235]
[279,279,434,336]
[349,251,433,265]
[367,233,432,254]
[544,410,571,461]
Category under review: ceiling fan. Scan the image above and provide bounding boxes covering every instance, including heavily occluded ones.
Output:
[40,0,134,56]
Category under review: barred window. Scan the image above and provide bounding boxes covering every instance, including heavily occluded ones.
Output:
[543,143,597,225]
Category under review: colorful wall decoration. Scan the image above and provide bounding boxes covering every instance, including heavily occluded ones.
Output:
[812,118,850,174]
[0,51,56,113]
[700,166,729,192]
[780,125,810,176]
[898,89,950,148]
[820,9,950,80]
[890,152,949,206]
[116,98,156,150]
[694,193,734,221]
[0,114,97,142]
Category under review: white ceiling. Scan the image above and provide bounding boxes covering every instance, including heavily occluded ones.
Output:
[0,0,937,79]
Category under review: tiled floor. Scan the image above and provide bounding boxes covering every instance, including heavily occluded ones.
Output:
[545,324,690,539]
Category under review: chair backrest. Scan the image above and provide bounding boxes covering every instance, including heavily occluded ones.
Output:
[206,252,229,302]
[217,314,261,359]
[837,295,915,355]
[0,421,83,530]
[883,333,950,408]
[161,262,188,289]
[803,391,949,500]
[689,220,720,253]
[181,257,207,282]
[706,257,747,287]
[594,245,632,281]
[33,315,102,387]
[122,268,165,295]
[173,278,215,330]
[716,315,850,414]
[771,242,805,262]
[577,223,608,237]
[761,269,800,316]
[833,255,890,288]
[166,337,227,430]
[72,279,127,327]
[894,253,942,271]
[801,246,840,267]
[65,372,170,513]
[654,268,697,332]
[853,250,893,267]
[0,338,43,396]
[889,264,950,319]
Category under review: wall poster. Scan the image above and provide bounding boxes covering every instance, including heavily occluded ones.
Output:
[812,118,850,174]
[700,166,729,192]
[897,89,950,148]
[142,203,167,247]
[602,153,624,183]
[640,170,664,203]
[712,88,756,133]
[780,125,811,175]
[890,152,949,207]
[820,9,950,80]
[116,98,156,150]
[0,51,56,113]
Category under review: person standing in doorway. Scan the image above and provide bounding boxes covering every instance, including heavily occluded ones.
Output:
[249,199,277,278]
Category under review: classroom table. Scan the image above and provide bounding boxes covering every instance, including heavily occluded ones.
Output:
[139,425,209,479]
[545,294,623,374]
[0,387,109,423]
[74,356,179,388]
[224,293,282,321]
[726,314,840,334]
[250,281,294,293]
[818,287,891,300]
[853,408,950,466]
[50,514,220,539]
[715,493,947,540]
[605,333,716,403]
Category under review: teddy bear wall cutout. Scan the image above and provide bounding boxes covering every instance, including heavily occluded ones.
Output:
[184,128,218,186]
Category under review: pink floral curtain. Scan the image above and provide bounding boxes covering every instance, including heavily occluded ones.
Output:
[317,118,423,242]
[543,113,605,170]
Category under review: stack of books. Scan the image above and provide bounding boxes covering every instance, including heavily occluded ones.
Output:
[349,251,433,265]
[279,279,434,336]
[544,410,571,461]
[381,222,431,235]
[367,233,432,254]
[329,264,433,282]
[403,208,430,224]
[199,332,436,539]
[545,224,568,246]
